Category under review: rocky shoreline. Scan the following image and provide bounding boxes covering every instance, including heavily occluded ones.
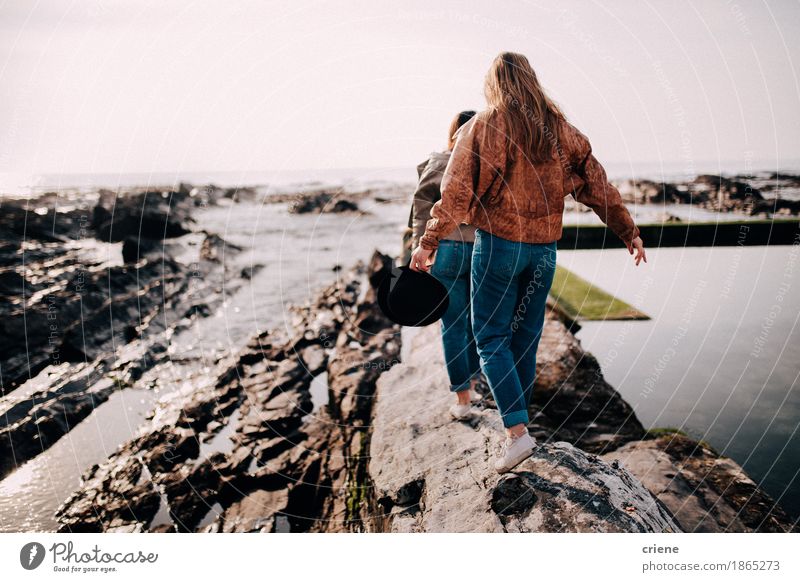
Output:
[51,250,796,532]
[55,253,400,532]
[372,321,797,532]
[2,181,798,532]
[0,187,249,481]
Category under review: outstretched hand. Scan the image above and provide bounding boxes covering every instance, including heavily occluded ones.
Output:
[626,236,647,266]
[409,245,434,273]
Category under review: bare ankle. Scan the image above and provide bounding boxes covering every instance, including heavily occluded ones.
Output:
[506,424,527,439]
[456,389,471,405]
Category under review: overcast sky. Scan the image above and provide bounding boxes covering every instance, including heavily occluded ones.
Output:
[1,0,799,176]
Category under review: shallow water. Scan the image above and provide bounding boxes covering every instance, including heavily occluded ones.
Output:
[191,195,410,356]
[557,244,800,520]
[0,192,410,532]
[0,386,158,531]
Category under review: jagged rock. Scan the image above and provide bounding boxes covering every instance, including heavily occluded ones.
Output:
[207,489,290,532]
[121,236,164,263]
[48,248,797,534]
[368,325,676,533]
[492,442,677,532]
[54,254,399,533]
[0,189,234,480]
[0,371,118,479]
[0,199,91,245]
[0,248,216,477]
[92,189,193,242]
[55,455,160,533]
[199,232,242,262]
[602,433,797,532]
[528,313,645,453]
[240,263,265,280]
[287,192,359,214]
[158,456,226,532]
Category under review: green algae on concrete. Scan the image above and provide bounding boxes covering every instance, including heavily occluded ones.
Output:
[549,265,650,321]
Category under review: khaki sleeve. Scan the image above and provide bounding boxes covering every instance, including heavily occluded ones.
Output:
[419,115,505,250]
[569,128,640,246]
[410,160,442,249]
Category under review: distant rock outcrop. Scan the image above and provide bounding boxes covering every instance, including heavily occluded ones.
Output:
[92,189,193,242]
[287,191,360,214]
[612,172,800,216]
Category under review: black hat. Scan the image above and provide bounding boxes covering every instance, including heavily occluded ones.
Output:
[377,264,449,327]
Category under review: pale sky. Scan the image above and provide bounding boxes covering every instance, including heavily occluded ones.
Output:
[1,0,799,176]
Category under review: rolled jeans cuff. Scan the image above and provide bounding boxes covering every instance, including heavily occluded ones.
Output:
[450,372,481,393]
[501,410,529,429]
[450,379,472,393]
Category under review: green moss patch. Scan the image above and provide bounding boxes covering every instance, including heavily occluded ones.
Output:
[549,265,650,321]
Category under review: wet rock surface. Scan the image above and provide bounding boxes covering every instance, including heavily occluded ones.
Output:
[602,433,798,532]
[0,188,241,480]
[529,314,645,453]
[55,253,401,532]
[92,189,194,242]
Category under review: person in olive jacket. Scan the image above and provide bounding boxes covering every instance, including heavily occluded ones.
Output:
[408,110,482,421]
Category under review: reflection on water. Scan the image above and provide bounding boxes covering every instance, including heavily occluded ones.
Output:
[557,245,800,519]
[0,387,158,532]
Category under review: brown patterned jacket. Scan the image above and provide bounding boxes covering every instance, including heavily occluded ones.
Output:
[418,110,640,251]
[408,151,477,250]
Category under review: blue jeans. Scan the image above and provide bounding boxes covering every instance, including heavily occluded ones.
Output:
[471,229,557,428]
[430,240,482,392]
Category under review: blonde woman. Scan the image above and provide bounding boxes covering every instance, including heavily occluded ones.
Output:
[410,52,646,473]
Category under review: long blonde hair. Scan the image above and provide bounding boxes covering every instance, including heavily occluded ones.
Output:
[484,52,565,162]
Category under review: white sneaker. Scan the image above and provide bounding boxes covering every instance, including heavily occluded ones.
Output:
[449,403,474,420]
[494,431,537,474]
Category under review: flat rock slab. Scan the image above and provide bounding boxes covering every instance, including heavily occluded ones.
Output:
[369,325,677,533]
